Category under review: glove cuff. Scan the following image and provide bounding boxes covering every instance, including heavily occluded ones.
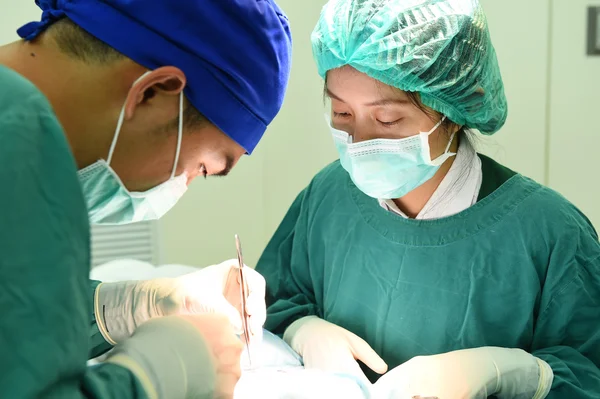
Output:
[95,282,117,345]
[533,357,554,399]
[95,280,150,344]
[490,347,551,399]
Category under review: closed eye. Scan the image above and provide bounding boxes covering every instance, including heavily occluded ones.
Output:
[378,119,402,127]
[333,112,351,118]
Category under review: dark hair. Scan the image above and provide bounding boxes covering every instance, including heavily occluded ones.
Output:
[403,91,464,139]
[48,18,124,64]
[403,89,483,147]
[47,18,209,129]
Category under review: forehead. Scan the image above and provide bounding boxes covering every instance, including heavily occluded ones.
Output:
[326,66,409,102]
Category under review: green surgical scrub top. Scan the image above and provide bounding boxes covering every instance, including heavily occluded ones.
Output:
[257,156,600,398]
[0,65,146,398]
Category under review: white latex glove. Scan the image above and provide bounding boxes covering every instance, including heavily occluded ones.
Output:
[371,347,554,399]
[95,259,266,345]
[283,316,388,385]
[107,314,243,399]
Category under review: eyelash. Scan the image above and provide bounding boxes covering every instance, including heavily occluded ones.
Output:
[333,112,350,118]
[333,112,402,127]
[379,119,401,127]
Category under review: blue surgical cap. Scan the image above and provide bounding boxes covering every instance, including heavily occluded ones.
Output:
[18,0,293,153]
[312,0,507,135]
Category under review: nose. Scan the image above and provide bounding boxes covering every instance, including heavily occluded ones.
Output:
[351,122,374,143]
[185,168,202,185]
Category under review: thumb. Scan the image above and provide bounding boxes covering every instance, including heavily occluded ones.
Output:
[344,331,388,374]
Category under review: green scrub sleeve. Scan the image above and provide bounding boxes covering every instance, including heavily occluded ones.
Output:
[532,239,600,398]
[0,73,148,398]
[89,280,114,359]
[257,188,321,336]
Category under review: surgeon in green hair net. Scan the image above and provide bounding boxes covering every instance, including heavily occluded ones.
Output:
[256,0,600,398]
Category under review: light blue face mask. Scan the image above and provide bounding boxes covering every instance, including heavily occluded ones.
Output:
[78,72,188,225]
[328,115,455,199]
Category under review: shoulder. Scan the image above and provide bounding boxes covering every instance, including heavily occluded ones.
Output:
[307,160,347,192]
[0,67,85,223]
[287,161,350,215]
[523,181,597,238]
[521,184,600,303]
[476,156,599,294]
[480,154,596,236]
[0,66,73,168]
[495,170,600,275]
[0,66,65,158]
[298,160,352,207]
[0,65,54,116]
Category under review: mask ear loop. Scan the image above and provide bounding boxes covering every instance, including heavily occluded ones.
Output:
[107,71,153,166]
[421,116,456,164]
[438,117,457,156]
[106,106,126,166]
[427,116,455,155]
[426,116,447,136]
[170,91,184,179]
[444,131,456,155]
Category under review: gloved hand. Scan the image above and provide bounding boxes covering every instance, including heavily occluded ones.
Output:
[283,316,388,385]
[371,347,554,399]
[106,314,243,399]
[95,259,266,345]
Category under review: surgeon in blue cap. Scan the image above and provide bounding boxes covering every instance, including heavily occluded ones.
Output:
[0,0,291,398]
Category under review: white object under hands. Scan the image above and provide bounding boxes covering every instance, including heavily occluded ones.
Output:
[236,329,372,399]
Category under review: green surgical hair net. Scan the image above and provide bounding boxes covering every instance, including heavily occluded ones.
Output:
[312,0,507,134]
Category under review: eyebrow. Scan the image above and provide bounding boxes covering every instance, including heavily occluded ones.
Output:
[212,154,235,177]
[326,89,410,107]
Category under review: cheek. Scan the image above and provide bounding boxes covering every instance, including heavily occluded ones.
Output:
[175,135,205,178]
[174,126,246,182]
[427,132,452,157]
[111,131,179,191]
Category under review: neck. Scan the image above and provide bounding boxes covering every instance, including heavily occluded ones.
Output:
[0,38,140,169]
[393,135,459,218]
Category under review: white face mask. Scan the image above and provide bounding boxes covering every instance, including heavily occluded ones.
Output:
[77,72,188,225]
[328,114,455,199]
